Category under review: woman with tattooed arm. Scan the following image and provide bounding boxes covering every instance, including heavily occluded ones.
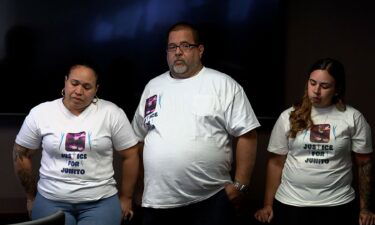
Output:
[254,58,375,225]
[13,61,140,225]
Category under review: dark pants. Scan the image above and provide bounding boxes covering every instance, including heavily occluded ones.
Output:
[142,189,235,225]
[272,199,359,225]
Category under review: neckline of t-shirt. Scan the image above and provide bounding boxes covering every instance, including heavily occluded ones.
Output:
[311,104,335,115]
[58,98,96,119]
[166,67,206,83]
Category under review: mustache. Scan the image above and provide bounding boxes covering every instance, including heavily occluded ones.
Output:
[174,59,186,64]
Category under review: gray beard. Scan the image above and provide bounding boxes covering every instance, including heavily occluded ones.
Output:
[172,64,188,74]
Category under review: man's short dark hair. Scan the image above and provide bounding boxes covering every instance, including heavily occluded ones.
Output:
[167,22,202,45]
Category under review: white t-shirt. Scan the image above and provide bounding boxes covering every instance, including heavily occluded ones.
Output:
[16,98,138,203]
[268,105,373,206]
[132,67,260,208]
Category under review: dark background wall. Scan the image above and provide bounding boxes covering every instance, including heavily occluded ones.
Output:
[1,0,374,224]
[284,0,375,134]
[0,0,283,117]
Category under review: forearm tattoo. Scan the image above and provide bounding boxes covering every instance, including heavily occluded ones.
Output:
[17,168,37,197]
[358,160,372,210]
[13,144,37,197]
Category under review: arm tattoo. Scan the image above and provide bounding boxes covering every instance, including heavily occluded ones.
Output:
[358,160,372,210]
[17,168,37,198]
[13,144,37,198]
[13,144,33,163]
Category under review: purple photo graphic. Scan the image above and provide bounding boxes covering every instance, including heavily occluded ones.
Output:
[310,124,330,143]
[65,131,86,152]
[145,95,157,117]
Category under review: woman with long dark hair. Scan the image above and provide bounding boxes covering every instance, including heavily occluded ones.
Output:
[255,58,374,225]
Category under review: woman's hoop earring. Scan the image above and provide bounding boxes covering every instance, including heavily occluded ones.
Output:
[92,95,99,104]
[61,88,65,97]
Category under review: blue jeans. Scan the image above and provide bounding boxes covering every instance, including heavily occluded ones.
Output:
[32,192,122,225]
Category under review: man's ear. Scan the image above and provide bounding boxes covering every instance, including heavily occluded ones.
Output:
[198,44,204,58]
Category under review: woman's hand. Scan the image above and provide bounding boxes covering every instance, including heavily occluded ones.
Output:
[120,195,134,221]
[359,208,375,225]
[254,205,274,223]
[26,197,34,218]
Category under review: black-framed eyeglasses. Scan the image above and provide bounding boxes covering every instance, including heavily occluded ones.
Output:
[166,42,199,52]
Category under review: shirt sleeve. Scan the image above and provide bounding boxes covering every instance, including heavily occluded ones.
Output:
[267,110,290,155]
[351,112,373,153]
[111,107,139,151]
[15,110,42,150]
[224,86,260,137]
[131,89,148,141]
